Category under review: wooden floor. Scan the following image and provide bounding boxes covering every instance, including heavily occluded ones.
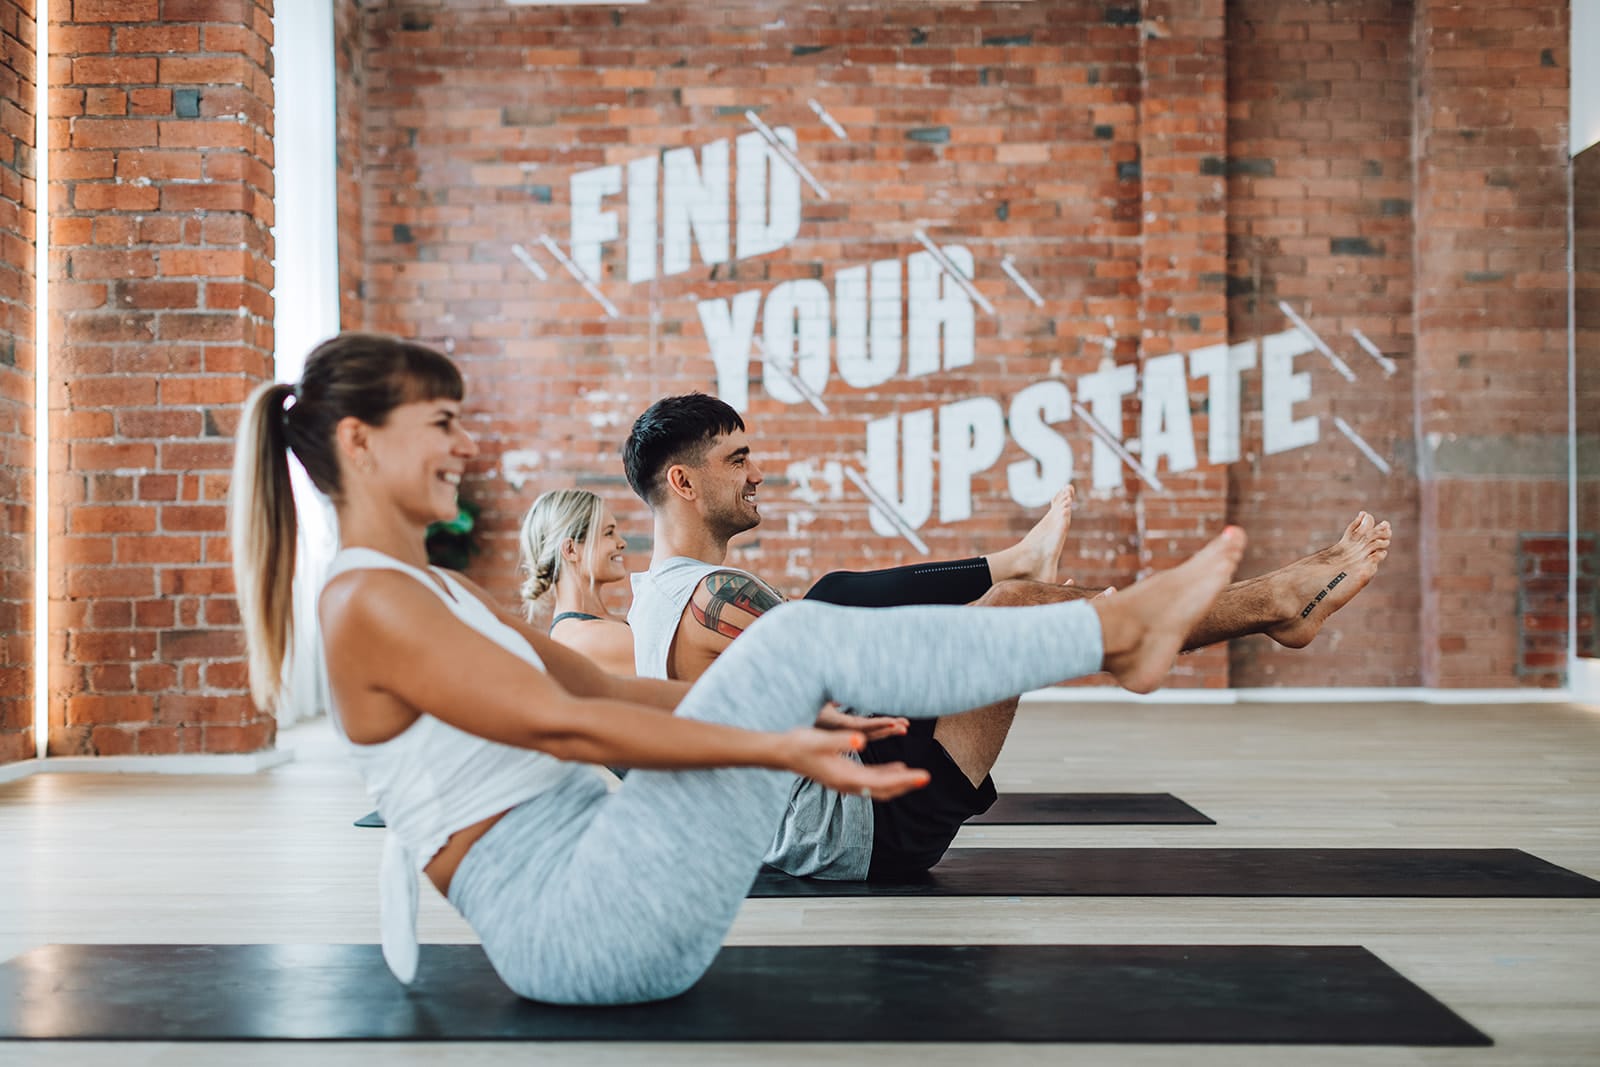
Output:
[3,698,1598,1066]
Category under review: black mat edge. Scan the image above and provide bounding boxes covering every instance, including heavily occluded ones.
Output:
[969,792,1216,825]
[0,943,1493,1046]
[749,847,1600,898]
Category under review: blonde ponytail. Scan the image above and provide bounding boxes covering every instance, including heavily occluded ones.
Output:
[230,382,299,711]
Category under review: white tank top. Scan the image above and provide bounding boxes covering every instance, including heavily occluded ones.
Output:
[324,547,583,984]
[627,556,725,678]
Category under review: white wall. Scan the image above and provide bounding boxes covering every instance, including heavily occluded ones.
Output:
[273,0,340,366]
[272,0,340,727]
[1576,0,1600,155]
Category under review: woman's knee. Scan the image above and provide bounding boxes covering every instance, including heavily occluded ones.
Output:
[738,599,834,654]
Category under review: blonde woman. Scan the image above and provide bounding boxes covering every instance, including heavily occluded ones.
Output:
[518,489,633,674]
[230,331,1246,1005]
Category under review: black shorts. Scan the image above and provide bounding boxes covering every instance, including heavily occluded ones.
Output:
[859,717,997,879]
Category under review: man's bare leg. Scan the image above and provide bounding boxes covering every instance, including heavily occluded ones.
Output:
[1180,511,1391,651]
[966,511,1388,672]
[985,484,1075,583]
[934,528,1247,791]
[929,580,1095,787]
[928,515,1273,783]
[1097,528,1247,692]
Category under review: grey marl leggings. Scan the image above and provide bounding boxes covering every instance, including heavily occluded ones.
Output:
[448,595,1103,1004]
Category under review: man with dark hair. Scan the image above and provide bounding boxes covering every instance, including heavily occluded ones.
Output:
[622,393,749,509]
[624,393,1392,881]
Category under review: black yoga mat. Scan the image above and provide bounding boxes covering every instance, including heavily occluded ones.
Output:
[0,943,1489,1045]
[353,792,1214,830]
[750,847,1600,898]
[970,792,1214,825]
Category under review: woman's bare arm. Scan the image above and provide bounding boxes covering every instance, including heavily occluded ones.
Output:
[444,569,686,712]
[320,569,929,798]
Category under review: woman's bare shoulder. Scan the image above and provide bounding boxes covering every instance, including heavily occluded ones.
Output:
[551,616,635,674]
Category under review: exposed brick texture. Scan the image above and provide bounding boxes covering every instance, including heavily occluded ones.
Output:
[1413,0,1571,686]
[9,0,1582,761]
[1577,144,1600,619]
[48,0,275,754]
[1135,0,1229,687]
[359,1,1174,648]
[1225,0,1421,686]
[347,0,1569,689]
[1518,533,1596,681]
[0,0,35,765]
[334,0,364,330]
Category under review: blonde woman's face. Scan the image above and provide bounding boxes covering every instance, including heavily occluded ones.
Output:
[577,508,629,586]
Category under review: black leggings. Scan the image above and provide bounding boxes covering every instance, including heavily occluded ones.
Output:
[803,557,993,608]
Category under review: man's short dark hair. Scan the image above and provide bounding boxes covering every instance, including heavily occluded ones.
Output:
[623,393,747,506]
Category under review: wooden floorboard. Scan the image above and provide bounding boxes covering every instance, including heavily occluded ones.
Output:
[2,699,1597,1066]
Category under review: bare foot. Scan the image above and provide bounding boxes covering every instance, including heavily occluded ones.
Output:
[1263,512,1392,649]
[1096,528,1247,694]
[990,484,1075,583]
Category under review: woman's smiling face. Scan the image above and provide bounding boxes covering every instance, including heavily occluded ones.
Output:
[365,398,478,526]
[576,508,629,586]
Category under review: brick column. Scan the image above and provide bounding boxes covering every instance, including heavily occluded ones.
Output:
[0,0,35,765]
[1223,0,1421,686]
[1136,0,1230,686]
[50,0,275,754]
[1578,144,1600,652]
[334,0,363,330]
[1412,0,1570,686]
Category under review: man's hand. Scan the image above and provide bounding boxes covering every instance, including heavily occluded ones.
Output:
[814,702,909,741]
[777,728,930,801]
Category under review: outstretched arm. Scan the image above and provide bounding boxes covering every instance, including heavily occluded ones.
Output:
[320,569,929,799]
[442,568,684,712]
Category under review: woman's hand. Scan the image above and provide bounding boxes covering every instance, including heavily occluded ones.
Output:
[778,728,931,801]
[814,702,909,741]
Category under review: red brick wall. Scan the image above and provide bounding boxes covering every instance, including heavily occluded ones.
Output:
[1224,0,1422,686]
[49,0,276,754]
[1519,533,1595,680]
[0,0,1580,767]
[329,0,1583,691]
[0,2,1465,700]
[0,0,35,765]
[1413,0,1570,687]
[335,0,364,330]
[1577,143,1600,617]
[356,0,1234,668]
[1135,0,1229,687]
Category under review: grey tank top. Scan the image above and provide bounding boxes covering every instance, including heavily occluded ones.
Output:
[627,557,873,880]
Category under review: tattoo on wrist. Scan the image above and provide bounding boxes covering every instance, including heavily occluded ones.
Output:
[1298,571,1348,619]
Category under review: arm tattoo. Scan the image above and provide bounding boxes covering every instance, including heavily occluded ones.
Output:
[691,572,786,640]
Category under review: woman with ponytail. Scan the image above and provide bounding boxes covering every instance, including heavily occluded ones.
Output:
[517,489,634,675]
[229,331,1247,1005]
